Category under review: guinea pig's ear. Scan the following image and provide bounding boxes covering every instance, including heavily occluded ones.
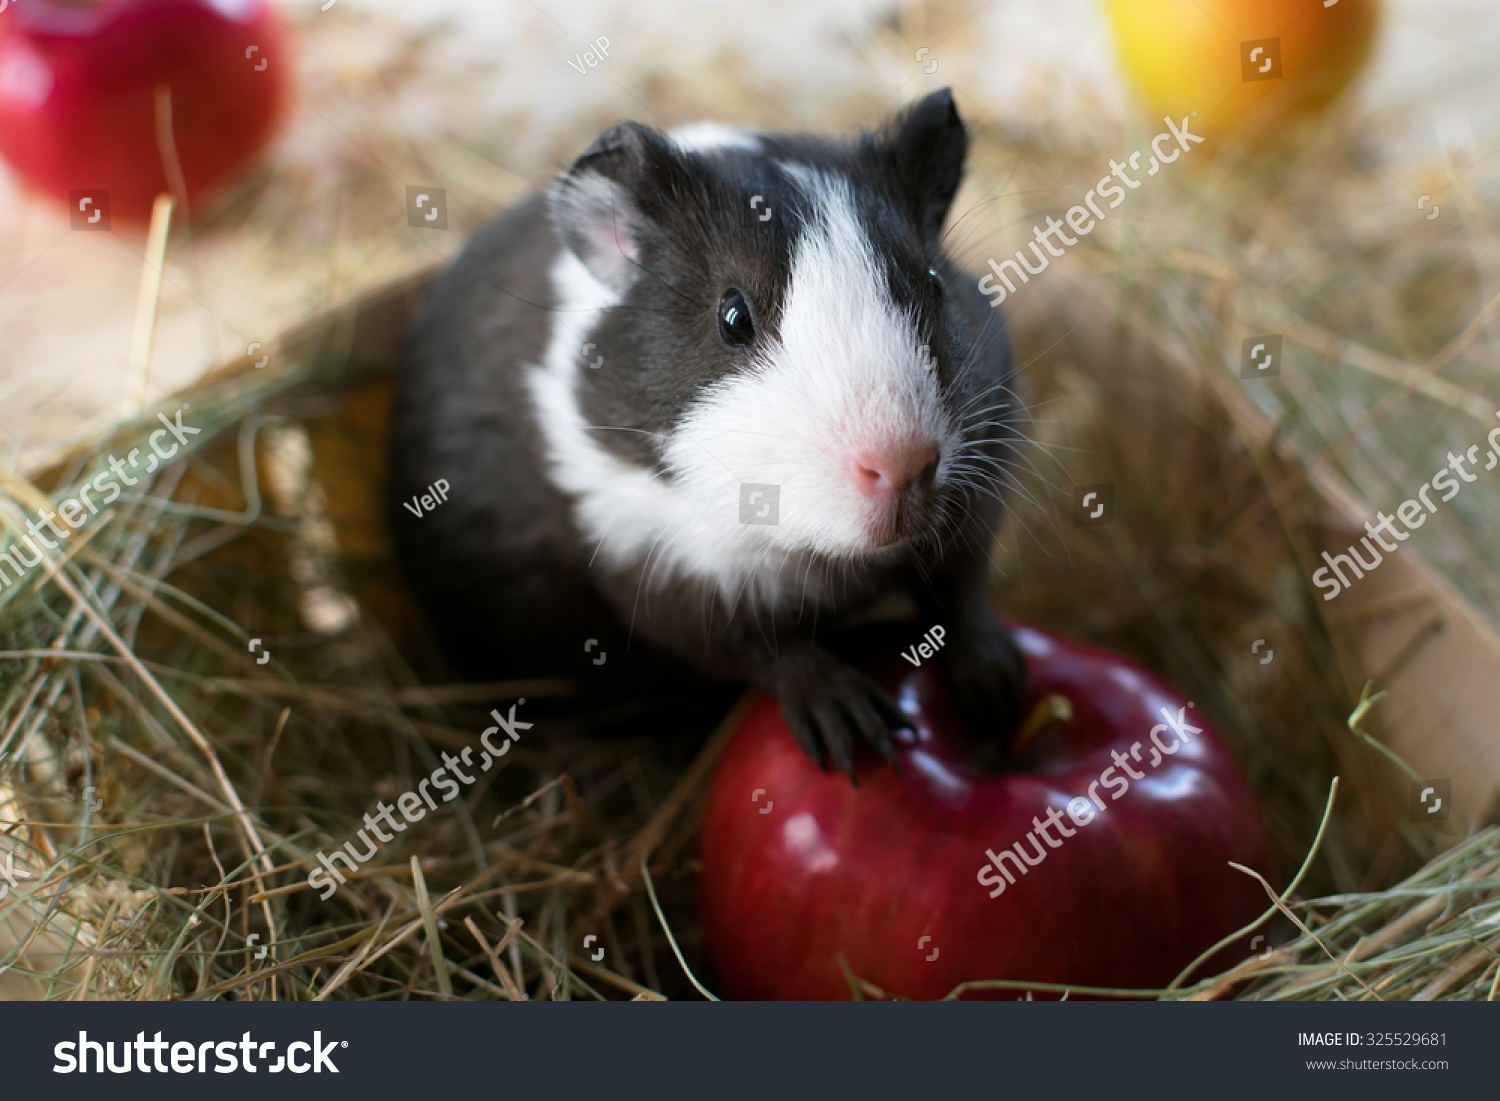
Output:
[549,121,674,293]
[884,87,968,242]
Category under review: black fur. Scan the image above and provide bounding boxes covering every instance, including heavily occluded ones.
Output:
[390,88,1028,776]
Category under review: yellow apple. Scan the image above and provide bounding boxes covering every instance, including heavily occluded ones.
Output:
[1105,0,1380,140]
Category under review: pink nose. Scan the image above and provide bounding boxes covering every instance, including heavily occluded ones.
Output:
[851,442,939,498]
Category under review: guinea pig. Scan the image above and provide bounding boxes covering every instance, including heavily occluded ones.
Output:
[389,87,1028,777]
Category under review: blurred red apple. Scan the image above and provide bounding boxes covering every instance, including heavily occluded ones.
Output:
[0,0,292,225]
[698,621,1272,1000]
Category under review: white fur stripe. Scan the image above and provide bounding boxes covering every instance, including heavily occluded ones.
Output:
[670,122,762,153]
[665,167,950,556]
[526,250,804,605]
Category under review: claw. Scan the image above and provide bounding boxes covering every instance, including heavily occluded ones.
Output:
[772,654,912,780]
[816,702,857,779]
[787,712,827,771]
[845,691,903,770]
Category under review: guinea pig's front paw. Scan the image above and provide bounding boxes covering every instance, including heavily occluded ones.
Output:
[941,618,1029,744]
[766,649,912,781]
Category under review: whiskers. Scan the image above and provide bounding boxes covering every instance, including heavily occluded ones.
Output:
[927,309,1086,563]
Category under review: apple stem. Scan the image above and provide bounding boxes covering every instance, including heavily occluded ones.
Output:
[1012,693,1073,752]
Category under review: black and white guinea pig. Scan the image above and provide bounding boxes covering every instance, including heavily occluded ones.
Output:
[390,87,1028,777]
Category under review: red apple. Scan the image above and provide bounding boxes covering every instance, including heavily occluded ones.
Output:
[0,0,292,225]
[698,621,1272,1000]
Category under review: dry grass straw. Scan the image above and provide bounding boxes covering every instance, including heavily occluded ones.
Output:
[3,6,1500,1001]
[0,322,740,1000]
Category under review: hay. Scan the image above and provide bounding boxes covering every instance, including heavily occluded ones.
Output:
[4,6,1500,1002]
[1213,825,1500,1001]
[0,260,776,999]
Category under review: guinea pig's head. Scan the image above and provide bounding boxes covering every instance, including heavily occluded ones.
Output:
[540,88,1010,578]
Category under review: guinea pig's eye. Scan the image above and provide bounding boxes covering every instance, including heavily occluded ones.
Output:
[928,267,945,302]
[718,289,756,349]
